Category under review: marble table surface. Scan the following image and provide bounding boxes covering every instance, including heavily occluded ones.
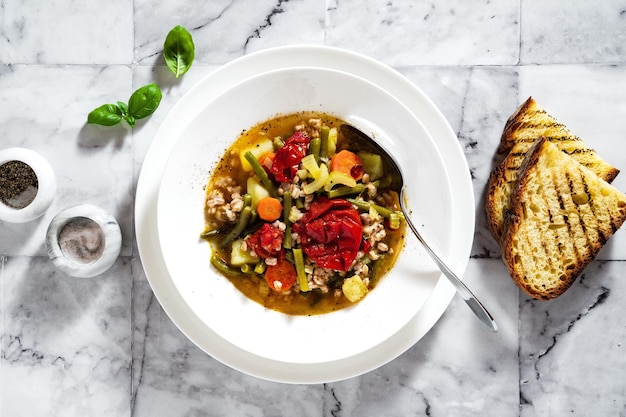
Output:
[2,1,626,416]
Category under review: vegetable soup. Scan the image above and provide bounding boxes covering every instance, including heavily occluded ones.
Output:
[202,112,406,315]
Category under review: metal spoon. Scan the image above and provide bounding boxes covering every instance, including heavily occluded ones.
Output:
[340,124,498,332]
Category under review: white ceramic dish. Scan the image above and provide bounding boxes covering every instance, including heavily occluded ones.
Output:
[0,147,56,223]
[156,67,450,364]
[135,45,474,383]
[46,204,122,278]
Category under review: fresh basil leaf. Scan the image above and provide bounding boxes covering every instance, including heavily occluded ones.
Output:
[117,101,129,116]
[127,83,162,120]
[125,115,136,128]
[163,25,195,78]
[87,104,123,126]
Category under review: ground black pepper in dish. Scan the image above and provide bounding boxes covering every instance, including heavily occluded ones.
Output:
[0,160,39,209]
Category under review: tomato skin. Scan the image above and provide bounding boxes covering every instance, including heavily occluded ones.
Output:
[270,131,310,183]
[265,258,297,292]
[293,197,363,271]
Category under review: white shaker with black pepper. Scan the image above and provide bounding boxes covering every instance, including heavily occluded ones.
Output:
[0,147,56,223]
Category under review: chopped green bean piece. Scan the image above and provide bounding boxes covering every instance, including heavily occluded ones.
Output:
[283,191,293,249]
[347,198,404,220]
[273,136,284,150]
[254,261,266,274]
[293,248,309,292]
[389,212,402,229]
[319,126,330,159]
[211,254,242,276]
[370,256,385,286]
[310,137,321,163]
[244,150,278,197]
[200,228,222,239]
[285,250,295,265]
[240,264,253,274]
[327,184,366,199]
[219,205,253,249]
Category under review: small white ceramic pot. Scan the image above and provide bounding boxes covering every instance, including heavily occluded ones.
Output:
[0,147,57,223]
[46,204,122,278]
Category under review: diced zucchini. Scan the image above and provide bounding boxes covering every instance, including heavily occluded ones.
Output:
[247,176,269,209]
[230,238,258,266]
[358,151,383,181]
[240,139,273,171]
[342,275,368,302]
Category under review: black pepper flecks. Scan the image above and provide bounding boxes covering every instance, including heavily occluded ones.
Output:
[0,160,39,209]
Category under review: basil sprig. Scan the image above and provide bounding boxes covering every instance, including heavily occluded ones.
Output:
[88,83,162,128]
[163,25,195,78]
[87,25,193,128]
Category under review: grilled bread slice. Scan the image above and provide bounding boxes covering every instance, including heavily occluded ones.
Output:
[501,138,626,300]
[486,97,619,241]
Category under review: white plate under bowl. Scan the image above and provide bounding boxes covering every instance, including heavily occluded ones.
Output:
[136,45,474,383]
[157,67,451,365]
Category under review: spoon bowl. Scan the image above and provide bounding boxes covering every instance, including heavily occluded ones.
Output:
[340,123,498,332]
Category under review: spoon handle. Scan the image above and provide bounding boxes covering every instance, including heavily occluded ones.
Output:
[401,205,498,332]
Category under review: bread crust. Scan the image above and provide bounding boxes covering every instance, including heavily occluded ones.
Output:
[497,96,537,155]
[500,138,626,300]
[487,97,620,244]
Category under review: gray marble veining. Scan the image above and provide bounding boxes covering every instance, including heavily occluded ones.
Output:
[2,0,626,416]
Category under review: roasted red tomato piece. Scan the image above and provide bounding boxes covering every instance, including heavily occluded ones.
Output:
[270,130,310,183]
[246,223,284,259]
[293,197,363,271]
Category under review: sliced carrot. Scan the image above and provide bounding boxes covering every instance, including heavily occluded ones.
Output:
[265,258,297,291]
[258,152,275,171]
[257,196,283,222]
[329,149,364,180]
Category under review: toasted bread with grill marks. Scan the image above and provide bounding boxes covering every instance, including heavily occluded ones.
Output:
[501,138,626,300]
[486,97,619,242]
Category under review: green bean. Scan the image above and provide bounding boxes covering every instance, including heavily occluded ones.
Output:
[219,205,253,249]
[319,126,330,159]
[369,256,385,286]
[285,250,295,265]
[347,198,405,220]
[240,264,253,274]
[327,179,390,199]
[327,184,366,199]
[244,150,278,197]
[254,261,266,274]
[200,228,222,240]
[389,212,402,229]
[283,191,293,249]
[273,136,284,150]
[210,254,241,276]
[293,248,309,292]
[309,137,321,163]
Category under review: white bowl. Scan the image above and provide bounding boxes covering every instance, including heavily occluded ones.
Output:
[156,67,454,365]
[0,147,56,223]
